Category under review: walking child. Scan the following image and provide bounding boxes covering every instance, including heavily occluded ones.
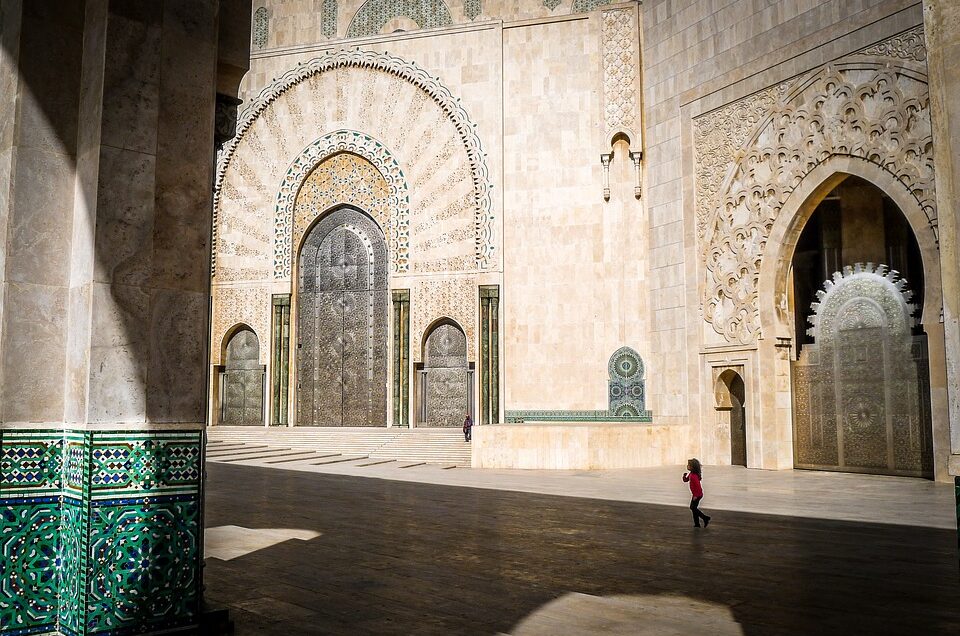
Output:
[682,458,711,528]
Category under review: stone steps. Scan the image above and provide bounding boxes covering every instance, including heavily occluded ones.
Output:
[208,426,472,466]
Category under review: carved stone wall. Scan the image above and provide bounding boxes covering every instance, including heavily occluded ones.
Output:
[211,286,271,365]
[346,0,453,38]
[213,50,494,283]
[793,264,933,476]
[322,0,337,37]
[699,57,935,344]
[600,8,638,134]
[693,83,790,245]
[411,278,476,363]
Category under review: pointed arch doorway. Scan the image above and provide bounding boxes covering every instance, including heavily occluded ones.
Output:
[788,176,934,477]
[296,206,388,426]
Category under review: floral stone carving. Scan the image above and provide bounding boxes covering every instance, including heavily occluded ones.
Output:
[701,63,936,344]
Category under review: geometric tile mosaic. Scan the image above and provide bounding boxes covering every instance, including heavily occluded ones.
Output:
[0,429,203,636]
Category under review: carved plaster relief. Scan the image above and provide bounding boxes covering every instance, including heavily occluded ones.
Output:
[213,49,494,280]
[276,130,408,278]
[699,61,935,345]
[411,278,476,363]
[211,286,271,365]
[858,25,926,62]
[601,8,638,133]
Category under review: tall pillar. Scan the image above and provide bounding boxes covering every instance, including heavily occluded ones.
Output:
[0,1,242,634]
[924,1,960,475]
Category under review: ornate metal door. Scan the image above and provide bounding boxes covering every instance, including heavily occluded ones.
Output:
[297,207,388,427]
[421,322,469,427]
[792,265,933,477]
[221,329,264,426]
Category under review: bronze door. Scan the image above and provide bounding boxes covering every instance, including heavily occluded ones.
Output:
[297,207,388,427]
[421,322,469,427]
[222,329,264,426]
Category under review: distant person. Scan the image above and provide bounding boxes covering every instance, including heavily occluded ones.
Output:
[463,413,473,442]
[683,458,711,528]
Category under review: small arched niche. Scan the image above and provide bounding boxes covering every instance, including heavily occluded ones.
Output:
[418,319,471,427]
[220,327,264,426]
[714,369,747,467]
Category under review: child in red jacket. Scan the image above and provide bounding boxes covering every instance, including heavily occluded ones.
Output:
[683,458,711,528]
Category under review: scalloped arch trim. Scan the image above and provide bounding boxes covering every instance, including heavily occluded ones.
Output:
[214,49,494,272]
[277,130,409,278]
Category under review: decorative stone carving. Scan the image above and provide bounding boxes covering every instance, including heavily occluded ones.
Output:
[253,6,268,49]
[701,64,936,344]
[214,93,243,149]
[573,0,612,12]
[275,130,409,278]
[214,49,494,273]
[211,286,271,365]
[858,26,926,62]
[543,0,561,10]
[322,0,338,38]
[601,8,637,132]
[411,278,476,363]
[346,0,453,38]
[464,0,481,20]
[693,83,791,244]
[792,264,932,476]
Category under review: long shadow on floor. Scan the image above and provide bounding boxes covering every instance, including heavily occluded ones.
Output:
[203,463,960,636]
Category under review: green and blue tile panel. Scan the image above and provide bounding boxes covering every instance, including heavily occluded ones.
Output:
[1,429,202,635]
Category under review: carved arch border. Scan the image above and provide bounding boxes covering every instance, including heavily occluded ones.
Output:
[279,130,408,278]
[757,156,942,340]
[220,322,259,365]
[214,49,494,272]
[701,59,936,344]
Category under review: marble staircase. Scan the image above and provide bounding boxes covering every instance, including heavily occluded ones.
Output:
[207,426,472,467]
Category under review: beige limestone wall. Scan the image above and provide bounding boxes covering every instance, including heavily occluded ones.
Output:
[473,422,692,469]
[923,0,960,477]
[0,1,85,424]
[641,0,945,472]
[501,10,648,412]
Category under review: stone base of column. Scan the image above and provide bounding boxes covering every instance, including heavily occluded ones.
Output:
[1,426,203,635]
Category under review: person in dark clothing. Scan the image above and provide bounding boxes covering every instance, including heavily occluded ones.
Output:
[682,458,711,528]
[463,414,473,442]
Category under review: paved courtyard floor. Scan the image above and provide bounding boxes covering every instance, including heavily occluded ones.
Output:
[203,463,960,635]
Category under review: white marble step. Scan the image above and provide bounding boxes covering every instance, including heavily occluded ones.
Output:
[208,427,472,466]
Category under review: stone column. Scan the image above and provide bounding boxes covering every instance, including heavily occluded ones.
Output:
[0,1,234,633]
[924,1,960,474]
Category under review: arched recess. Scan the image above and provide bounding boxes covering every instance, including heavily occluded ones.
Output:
[417,318,471,427]
[287,147,398,277]
[295,205,389,427]
[220,325,265,426]
[212,49,494,284]
[759,158,941,342]
[756,159,944,478]
[714,369,747,467]
[702,61,935,346]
